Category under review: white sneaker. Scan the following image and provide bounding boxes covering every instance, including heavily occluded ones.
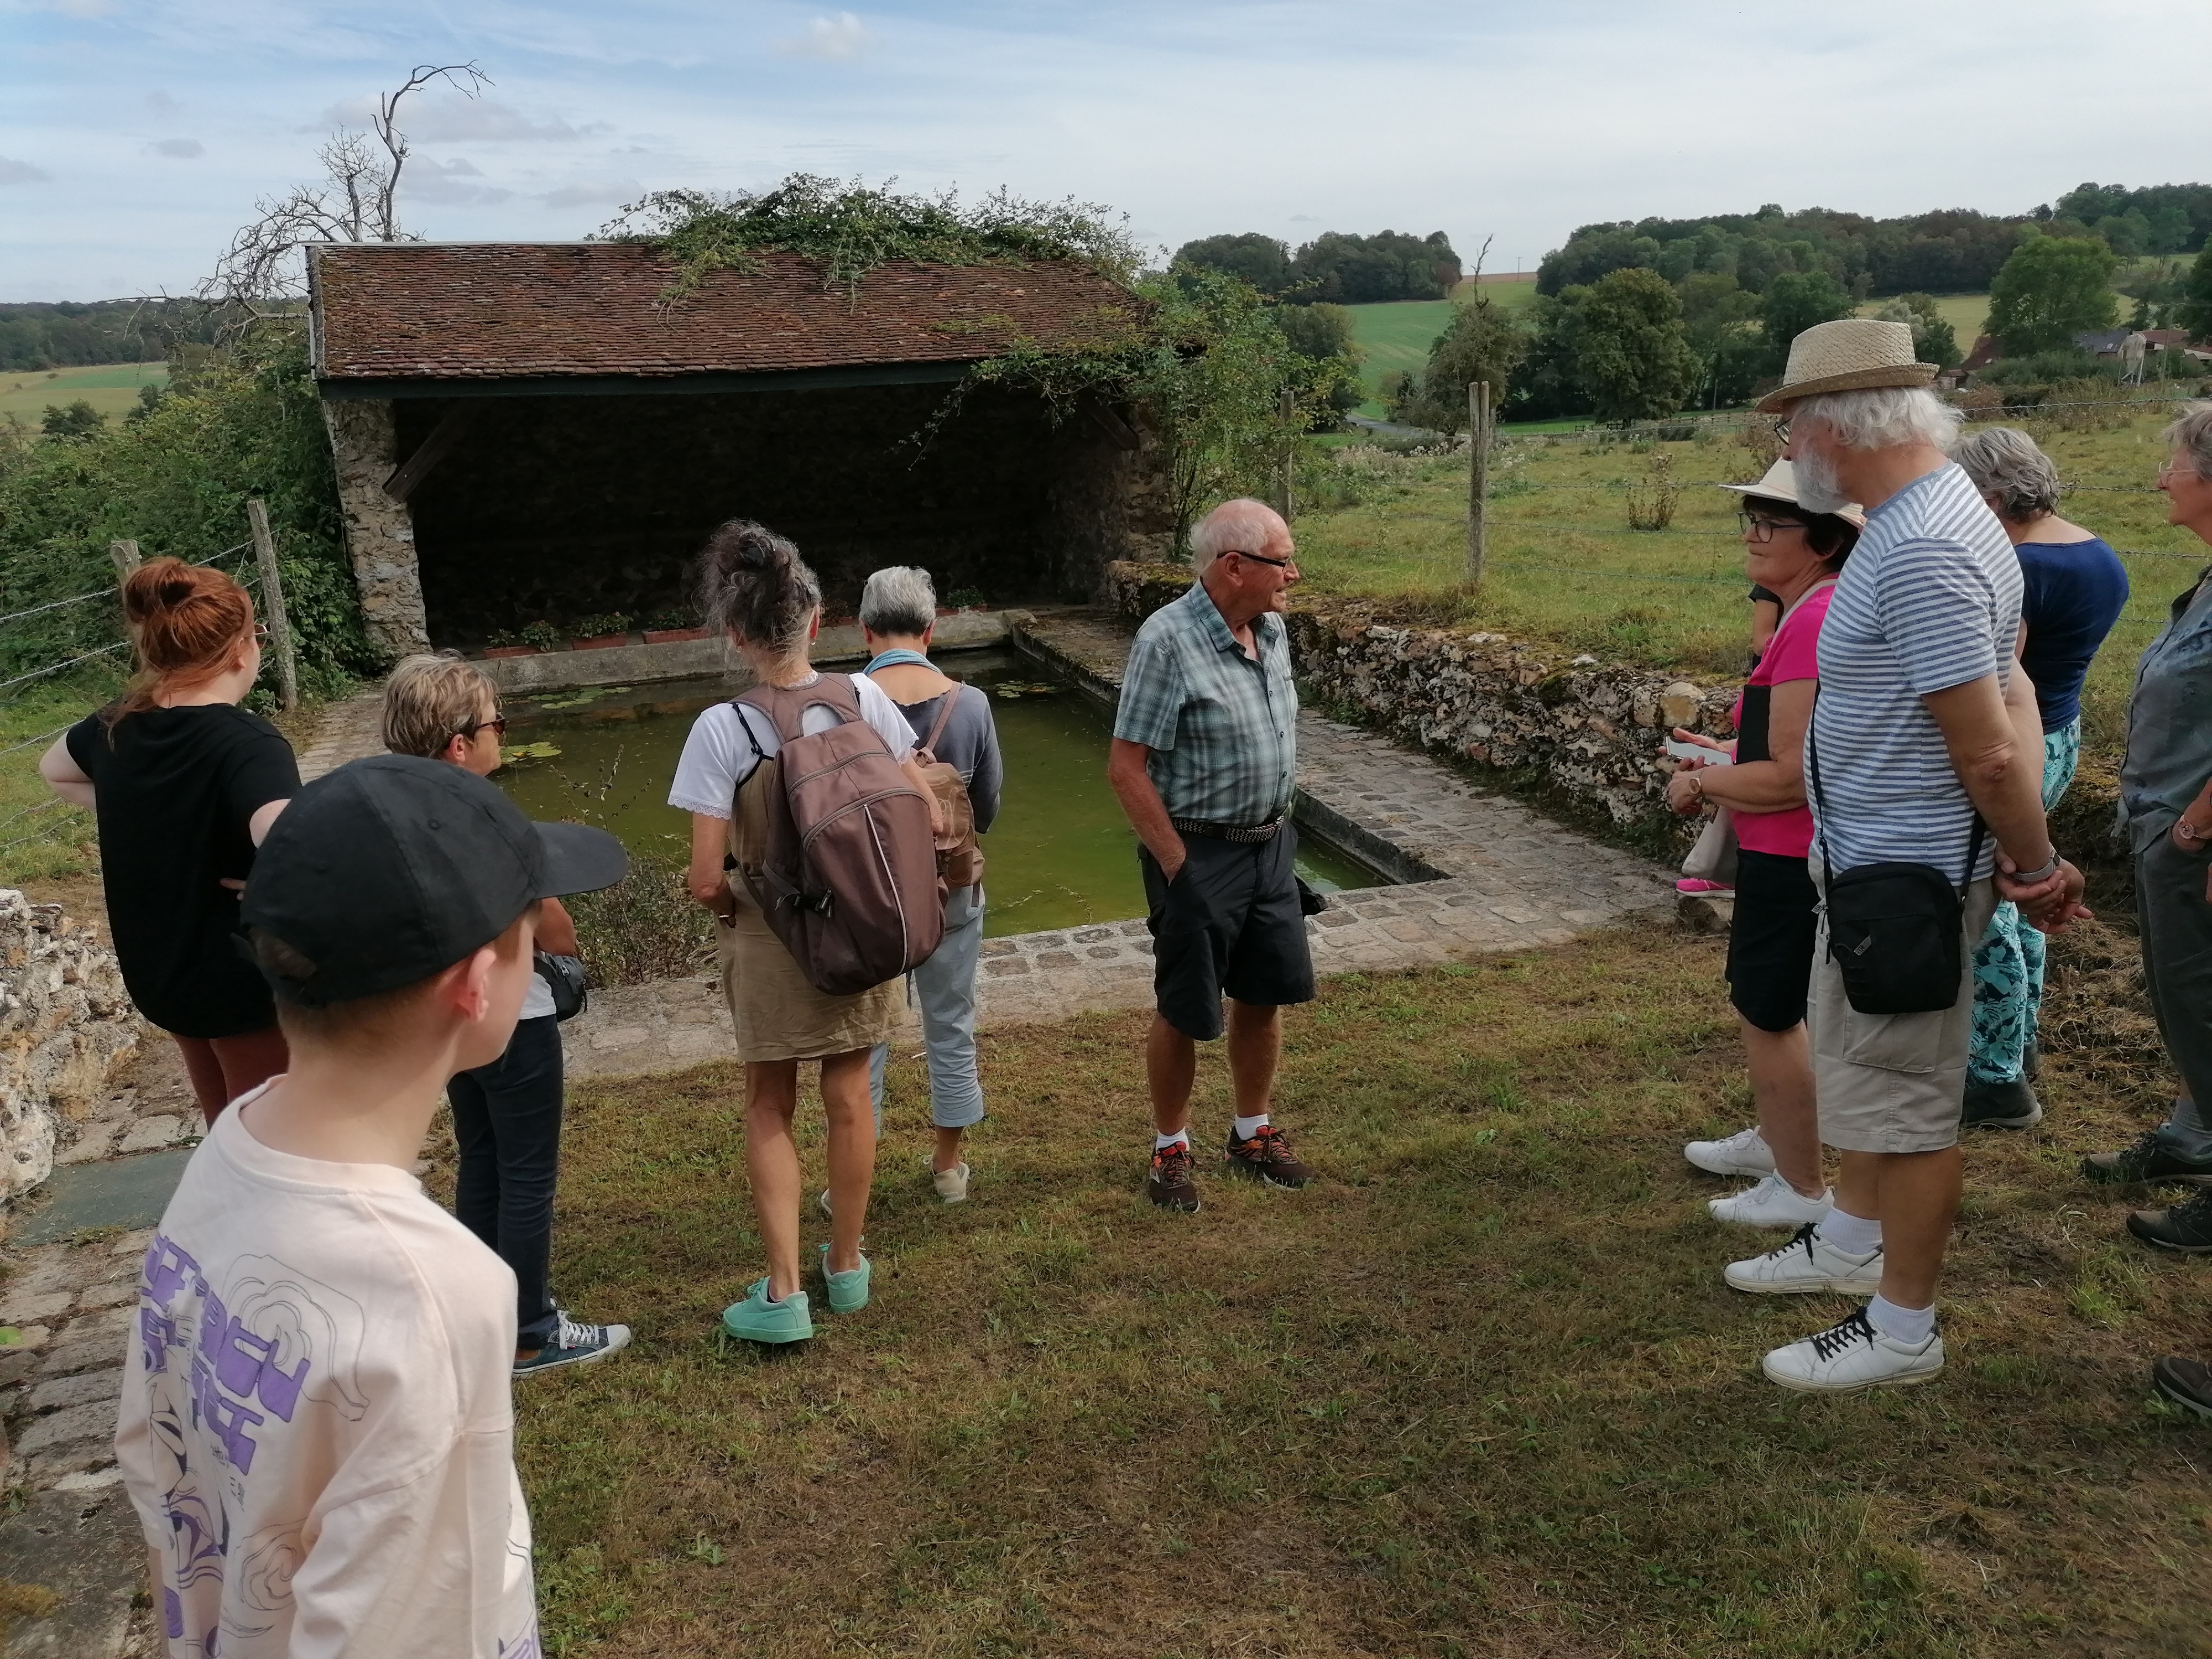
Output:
[1761,1308,1944,1392]
[1723,1223,1882,1295]
[1708,1173,1834,1228]
[931,1161,971,1203]
[1685,1125,1775,1178]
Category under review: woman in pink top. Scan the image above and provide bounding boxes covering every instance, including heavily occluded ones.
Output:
[1666,461,1863,1229]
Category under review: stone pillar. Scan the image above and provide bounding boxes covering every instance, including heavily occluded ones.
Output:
[321,398,430,658]
[1,891,140,1202]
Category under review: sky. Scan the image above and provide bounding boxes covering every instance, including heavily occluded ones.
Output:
[2,0,2207,303]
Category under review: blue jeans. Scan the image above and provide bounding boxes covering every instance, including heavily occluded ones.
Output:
[450,1014,565,1347]
[1968,719,2081,1084]
[870,885,987,1132]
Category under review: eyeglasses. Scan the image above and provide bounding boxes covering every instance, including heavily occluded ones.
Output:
[456,714,508,742]
[252,623,270,643]
[1226,549,1297,570]
[1772,420,1791,444]
[1738,512,1806,543]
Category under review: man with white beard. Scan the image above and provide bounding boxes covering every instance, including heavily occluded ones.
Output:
[1720,320,2089,1391]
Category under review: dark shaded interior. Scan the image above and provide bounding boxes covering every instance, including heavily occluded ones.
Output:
[400,381,1134,645]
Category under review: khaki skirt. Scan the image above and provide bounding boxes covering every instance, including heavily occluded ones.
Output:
[714,751,899,1063]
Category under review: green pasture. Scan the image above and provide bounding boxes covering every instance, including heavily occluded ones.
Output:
[1293,404,2201,749]
[0,361,168,427]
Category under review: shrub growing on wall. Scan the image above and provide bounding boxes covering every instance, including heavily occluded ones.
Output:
[0,326,375,690]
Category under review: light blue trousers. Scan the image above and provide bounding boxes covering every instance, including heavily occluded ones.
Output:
[869,885,987,1132]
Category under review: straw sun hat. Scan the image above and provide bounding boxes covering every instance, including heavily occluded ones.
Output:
[1754,317,1937,414]
[1717,459,1866,529]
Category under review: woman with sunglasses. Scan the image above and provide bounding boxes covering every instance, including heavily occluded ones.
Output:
[40,557,298,1124]
[1669,462,1863,1232]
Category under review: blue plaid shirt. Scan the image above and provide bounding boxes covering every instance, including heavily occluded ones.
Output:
[1113,580,1297,826]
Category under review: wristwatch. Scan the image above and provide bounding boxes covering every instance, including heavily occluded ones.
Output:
[2012,850,2061,884]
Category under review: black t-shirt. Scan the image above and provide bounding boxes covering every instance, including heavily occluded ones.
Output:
[67,704,300,1037]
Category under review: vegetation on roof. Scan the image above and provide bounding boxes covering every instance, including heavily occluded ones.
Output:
[598,173,1145,302]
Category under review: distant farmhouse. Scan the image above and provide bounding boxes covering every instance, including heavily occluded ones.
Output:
[307,242,1172,656]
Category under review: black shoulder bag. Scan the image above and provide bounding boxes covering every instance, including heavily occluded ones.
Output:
[534,951,588,1022]
[1806,699,1984,1016]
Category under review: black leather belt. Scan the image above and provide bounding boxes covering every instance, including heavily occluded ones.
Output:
[1172,815,1284,844]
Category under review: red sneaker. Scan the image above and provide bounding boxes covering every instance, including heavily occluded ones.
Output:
[1224,1123,1312,1188]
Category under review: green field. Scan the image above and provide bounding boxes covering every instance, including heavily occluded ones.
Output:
[0,361,168,427]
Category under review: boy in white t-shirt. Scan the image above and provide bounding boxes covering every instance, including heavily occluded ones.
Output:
[113,755,627,1659]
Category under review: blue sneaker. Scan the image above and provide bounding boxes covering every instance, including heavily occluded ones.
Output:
[721,1278,813,1344]
[513,1310,631,1378]
[817,1245,871,1313]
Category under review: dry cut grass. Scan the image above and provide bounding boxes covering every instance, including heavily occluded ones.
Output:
[485,922,2212,1658]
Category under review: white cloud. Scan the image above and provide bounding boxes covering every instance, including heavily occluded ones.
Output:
[319,93,603,144]
[399,156,514,206]
[776,12,874,61]
[0,156,52,185]
[145,138,204,159]
[538,178,644,211]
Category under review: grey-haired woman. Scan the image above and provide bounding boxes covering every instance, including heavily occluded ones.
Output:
[857,566,1004,1203]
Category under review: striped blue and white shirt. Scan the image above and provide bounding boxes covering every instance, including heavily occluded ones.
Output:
[1809,463,2021,884]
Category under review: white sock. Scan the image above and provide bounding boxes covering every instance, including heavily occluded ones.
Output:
[1154,1130,1190,1152]
[1865,1293,1936,1346]
[1817,1208,1882,1256]
[1232,1114,1270,1141]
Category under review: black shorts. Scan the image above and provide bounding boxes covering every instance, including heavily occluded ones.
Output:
[1726,847,1819,1033]
[1140,827,1317,1041]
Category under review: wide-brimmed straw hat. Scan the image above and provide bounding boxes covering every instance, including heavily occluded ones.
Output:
[1755,318,1937,413]
[1717,458,1866,529]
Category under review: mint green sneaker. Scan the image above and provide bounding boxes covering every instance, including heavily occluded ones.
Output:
[817,1245,872,1314]
[721,1278,812,1344]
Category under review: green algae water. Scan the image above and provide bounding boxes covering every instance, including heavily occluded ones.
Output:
[492,649,1379,938]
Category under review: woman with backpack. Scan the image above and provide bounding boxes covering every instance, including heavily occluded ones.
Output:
[858,566,1004,1203]
[670,521,944,1345]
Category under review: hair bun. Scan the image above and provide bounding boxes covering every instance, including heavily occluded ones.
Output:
[732,526,781,571]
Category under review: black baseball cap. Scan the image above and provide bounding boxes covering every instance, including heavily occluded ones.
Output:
[241,754,629,1006]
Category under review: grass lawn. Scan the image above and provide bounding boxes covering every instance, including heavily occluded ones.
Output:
[495,921,2209,1657]
[0,361,166,427]
[1291,405,2209,747]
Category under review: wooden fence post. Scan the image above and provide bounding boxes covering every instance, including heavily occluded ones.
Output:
[108,540,141,583]
[245,500,299,713]
[1466,382,1491,584]
[1278,388,1296,523]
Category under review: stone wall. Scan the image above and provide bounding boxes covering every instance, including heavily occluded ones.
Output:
[1103,561,1735,838]
[0,893,140,1204]
[321,399,431,659]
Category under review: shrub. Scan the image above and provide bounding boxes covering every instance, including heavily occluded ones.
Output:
[566,849,717,987]
[1978,349,2117,386]
[1625,453,1680,531]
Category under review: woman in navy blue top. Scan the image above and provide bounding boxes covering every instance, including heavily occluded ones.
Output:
[1951,427,2129,1124]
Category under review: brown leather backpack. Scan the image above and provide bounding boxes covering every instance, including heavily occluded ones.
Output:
[734,677,943,995]
[909,691,983,892]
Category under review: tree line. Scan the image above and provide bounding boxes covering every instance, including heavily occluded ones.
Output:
[0,300,225,373]
[1170,231,1463,305]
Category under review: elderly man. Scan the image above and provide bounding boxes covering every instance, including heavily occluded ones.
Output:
[1108,497,1316,1212]
[1721,320,2087,1391]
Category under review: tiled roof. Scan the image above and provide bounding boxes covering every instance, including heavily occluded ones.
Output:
[309,241,1146,384]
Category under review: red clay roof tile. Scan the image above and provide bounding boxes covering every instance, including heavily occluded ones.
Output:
[309,241,1146,383]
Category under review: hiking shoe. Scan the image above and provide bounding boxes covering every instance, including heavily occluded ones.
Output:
[2022,1042,2041,1082]
[1685,1125,1774,1178]
[931,1161,971,1203]
[817,1245,872,1313]
[2080,1129,2212,1186]
[721,1279,813,1344]
[1707,1172,1833,1228]
[2152,1355,2212,1418]
[1225,1123,1312,1188]
[1148,1141,1201,1212]
[514,1311,632,1378]
[2127,1190,2212,1253]
[1761,1308,1944,1394]
[1961,1076,2043,1130]
[1724,1223,1883,1295]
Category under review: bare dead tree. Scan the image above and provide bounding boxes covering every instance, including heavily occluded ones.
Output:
[202,62,491,317]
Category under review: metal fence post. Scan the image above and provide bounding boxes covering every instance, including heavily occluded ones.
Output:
[1466,382,1490,584]
[245,500,299,712]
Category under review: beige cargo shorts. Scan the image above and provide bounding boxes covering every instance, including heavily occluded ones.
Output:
[1807,868,1999,1155]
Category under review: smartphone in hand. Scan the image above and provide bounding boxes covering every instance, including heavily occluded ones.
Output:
[1663,737,1731,765]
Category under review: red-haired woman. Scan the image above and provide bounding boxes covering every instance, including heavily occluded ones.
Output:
[40,557,299,1123]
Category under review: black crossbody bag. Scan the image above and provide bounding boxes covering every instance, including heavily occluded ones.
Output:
[1806,701,1984,1016]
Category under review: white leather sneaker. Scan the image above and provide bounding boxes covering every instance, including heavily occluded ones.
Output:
[1723,1223,1882,1295]
[1685,1125,1775,1178]
[1761,1308,1944,1392]
[1708,1173,1834,1228]
[932,1160,971,1203]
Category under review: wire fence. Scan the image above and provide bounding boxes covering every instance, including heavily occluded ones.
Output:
[1482,392,2209,446]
